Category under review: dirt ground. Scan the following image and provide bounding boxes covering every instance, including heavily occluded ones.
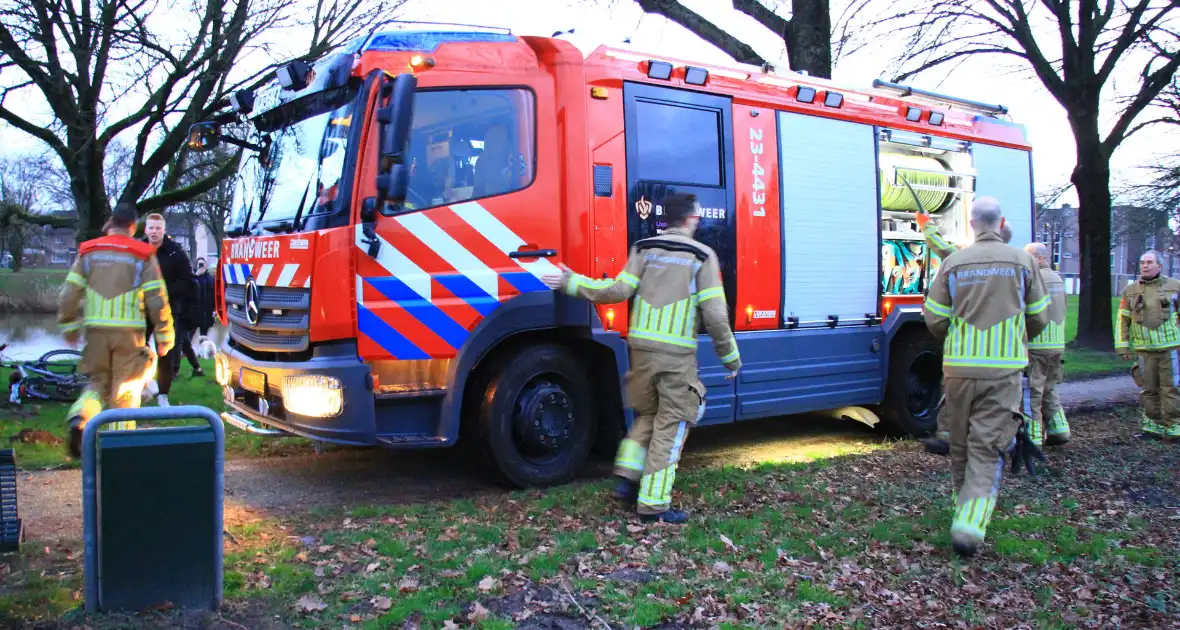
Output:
[13,373,1141,544]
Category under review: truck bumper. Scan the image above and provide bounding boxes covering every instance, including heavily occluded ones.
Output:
[219,343,376,445]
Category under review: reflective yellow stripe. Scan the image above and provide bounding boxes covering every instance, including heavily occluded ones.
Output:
[1129,320,1180,350]
[943,313,1029,369]
[65,271,86,288]
[59,320,81,333]
[629,329,698,349]
[83,288,146,327]
[720,347,740,364]
[697,286,724,302]
[618,272,639,289]
[1026,295,1050,315]
[925,299,952,318]
[1028,320,1066,349]
[141,279,164,292]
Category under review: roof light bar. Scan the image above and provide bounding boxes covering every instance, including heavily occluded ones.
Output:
[929,111,944,126]
[873,78,1007,116]
[824,91,844,108]
[684,66,708,85]
[796,86,816,103]
[905,107,922,122]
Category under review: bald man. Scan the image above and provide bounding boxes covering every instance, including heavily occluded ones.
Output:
[923,196,1050,557]
[1023,242,1070,446]
[917,209,1015,456]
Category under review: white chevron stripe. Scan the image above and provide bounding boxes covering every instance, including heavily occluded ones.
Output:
[356,275,364,306]
[354,225,431,301]
[303,276,311,288]
[276,264,299,287]
[396,213,499,299]
[256,264,274,286]
[450,201,561,278]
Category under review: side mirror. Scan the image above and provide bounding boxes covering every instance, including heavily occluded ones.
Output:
[375,73,418,212]
[187,122,221,152]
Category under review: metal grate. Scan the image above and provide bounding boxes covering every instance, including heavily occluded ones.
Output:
[227,308,308,330]
[593,165,612,197]
[225,285,309,308]
[229,324,309,352]
[0,448,22,552]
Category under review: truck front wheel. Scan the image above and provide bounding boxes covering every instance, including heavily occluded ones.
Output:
[475,344,597,488]
[880,329,942,437]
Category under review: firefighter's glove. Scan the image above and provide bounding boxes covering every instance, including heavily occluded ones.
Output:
[156,335,175,358]
[541,263,572,291]
[915,210,931,231]
[1009,414,1047,477]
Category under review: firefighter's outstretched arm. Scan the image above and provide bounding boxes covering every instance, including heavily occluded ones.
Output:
[542,249,643,305]
[923,261,952,340]
[916,211,957,259]
[1115,291,1133,358]
[696,254,741,374]
[1023,265,1051,341]
[141,256,176,356]
[56,257,87,344]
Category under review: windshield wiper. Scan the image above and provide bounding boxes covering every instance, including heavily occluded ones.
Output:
[263,221,294,233]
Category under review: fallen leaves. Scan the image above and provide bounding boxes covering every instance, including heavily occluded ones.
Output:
[478,576,499,592]
[294,594,327,613]
[371,595,393,611]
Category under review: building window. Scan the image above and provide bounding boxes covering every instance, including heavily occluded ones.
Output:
[1053,233,1062,268]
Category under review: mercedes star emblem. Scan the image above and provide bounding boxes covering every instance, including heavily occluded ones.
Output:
[244,278,261,327]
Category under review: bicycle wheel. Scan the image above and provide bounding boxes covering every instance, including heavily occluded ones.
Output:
[23,378,85,403]
[36,350,82,376]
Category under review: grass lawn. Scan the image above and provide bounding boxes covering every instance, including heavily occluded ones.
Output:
[2,407,1176,628]
[1062,295,1128,381]
[0,357,312,471]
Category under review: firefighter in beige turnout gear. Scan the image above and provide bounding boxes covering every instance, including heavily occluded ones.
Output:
[542,192,741,523]
[58,203,175,457]
[1023,242,1070,446]
[915,209,1013,455]
[923,197,1050,557]
[1116,250,1180,440]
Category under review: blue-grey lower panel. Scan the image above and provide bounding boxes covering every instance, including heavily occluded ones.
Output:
[695,339,737,427]
[733,327,886,420]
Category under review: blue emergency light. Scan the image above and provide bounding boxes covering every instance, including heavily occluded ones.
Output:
[350,20,517,54]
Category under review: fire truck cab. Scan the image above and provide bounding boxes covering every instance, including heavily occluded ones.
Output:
[189,22,1035,487]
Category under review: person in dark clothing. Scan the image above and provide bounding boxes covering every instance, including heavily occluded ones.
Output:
[141,213,202,406]
[194,258,216,337]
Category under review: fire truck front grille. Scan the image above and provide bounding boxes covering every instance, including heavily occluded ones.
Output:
[228,325,309,353]
[225,284,311,354]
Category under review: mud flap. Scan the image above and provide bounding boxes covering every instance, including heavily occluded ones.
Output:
[822,406,881,428]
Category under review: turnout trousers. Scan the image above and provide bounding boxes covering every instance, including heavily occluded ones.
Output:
[68,328,155,432]
[1136,349,1180,438]
[945,373,1023,546]
[613,349,704,515]
[1027,350,1069,446]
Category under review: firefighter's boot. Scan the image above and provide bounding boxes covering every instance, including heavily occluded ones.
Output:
[639,508,689,524]
[612,476,639,503]
[922,436,950,456]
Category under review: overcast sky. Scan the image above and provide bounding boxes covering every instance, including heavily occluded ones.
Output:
[2,0,1175,208]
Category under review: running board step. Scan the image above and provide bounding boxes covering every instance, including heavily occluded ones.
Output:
[376,435,451,448]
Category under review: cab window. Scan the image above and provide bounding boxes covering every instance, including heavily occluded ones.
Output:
[402,88,535,210]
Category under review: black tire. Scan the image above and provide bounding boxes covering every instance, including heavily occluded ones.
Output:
[474,344,597,488]
[23,379,83,403]
[879,328,943,437]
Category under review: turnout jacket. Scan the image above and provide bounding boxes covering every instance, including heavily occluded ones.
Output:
[558,226,741,371]
[57,233,175,348]
[1116,274,1180,352]
[923,231,1049,378]
[1028,262,1067,351]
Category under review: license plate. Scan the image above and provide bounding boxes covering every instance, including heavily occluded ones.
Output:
[240,368,267,395]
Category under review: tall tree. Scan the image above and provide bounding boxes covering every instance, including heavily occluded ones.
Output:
[0,0,401,242]
[862,0,1180,350]
[621,0,835,78]
[0,155,73,271]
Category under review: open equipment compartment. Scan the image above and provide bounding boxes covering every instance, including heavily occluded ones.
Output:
[877,128,976,296]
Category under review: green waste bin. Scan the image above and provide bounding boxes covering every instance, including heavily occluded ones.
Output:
[82,405,224,613]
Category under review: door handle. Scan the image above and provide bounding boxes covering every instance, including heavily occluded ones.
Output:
[509,249,557,259]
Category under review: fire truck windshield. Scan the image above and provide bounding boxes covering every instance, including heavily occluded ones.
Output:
[227,85,358,232]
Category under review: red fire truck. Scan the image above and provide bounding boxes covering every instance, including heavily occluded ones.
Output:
[188,21,1035,487]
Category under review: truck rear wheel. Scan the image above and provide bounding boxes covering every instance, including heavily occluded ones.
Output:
[880,328,942,437]
[475,344,597,488]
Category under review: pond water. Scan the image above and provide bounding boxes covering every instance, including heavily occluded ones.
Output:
[0,314,67,361]
[0,314,227,362]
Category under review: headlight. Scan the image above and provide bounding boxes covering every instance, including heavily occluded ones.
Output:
[214,353,231,386]
[283,375,343,418]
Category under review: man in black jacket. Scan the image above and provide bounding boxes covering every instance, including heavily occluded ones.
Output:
[142,213,202,406]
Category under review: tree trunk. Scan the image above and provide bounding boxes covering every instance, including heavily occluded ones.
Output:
[8,230,23,272]
[786,0,832,78]
[1070,115,1115,350]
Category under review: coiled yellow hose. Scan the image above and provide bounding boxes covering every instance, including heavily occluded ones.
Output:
[879,153,952,213]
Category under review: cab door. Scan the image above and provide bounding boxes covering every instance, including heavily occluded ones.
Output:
[622,82,738,426]
[353,83,560,363]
